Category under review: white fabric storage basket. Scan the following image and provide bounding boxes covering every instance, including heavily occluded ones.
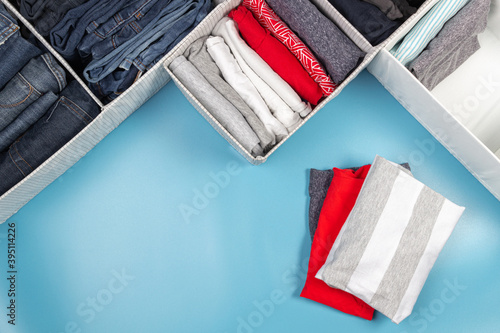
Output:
[0,0,225,223]
[1,0,498,224]
[163,0,379,165]
[368,0,500,201]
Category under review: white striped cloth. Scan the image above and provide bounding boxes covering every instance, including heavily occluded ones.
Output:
[391,0,470,66]
[316,156,465,324]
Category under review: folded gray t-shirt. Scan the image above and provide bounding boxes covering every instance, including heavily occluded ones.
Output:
[184,36,274,151]
[170,56,263,157]
[408,0,490,90]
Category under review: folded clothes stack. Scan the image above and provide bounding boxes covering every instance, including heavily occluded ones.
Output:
[16,0,214,102]
[0,4,100,196]
[302,156,464,323]
[170,0,366,157]
[391,0,490,90]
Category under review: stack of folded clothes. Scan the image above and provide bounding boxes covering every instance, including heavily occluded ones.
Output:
[170,0,366,157]
[0,4,100,195]
[302,156,464,323]
[391,0,490,90]
[15,0,214,102]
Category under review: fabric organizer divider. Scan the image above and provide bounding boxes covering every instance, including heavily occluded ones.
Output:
[163,0,379,165]
[368,0,500,201]
[1,0,499,223]
[0,0,223,223]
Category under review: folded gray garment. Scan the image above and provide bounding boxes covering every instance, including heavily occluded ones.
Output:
[412,37,480,90]
[184,36,274,151]
[266,0,365,84]
[308,169,333,242]
[408,0,490,90]
[392,0,417,19]
[360,0,404,20]
[308,163,410,242]
[316,156,465,324]
[170,56,263,157]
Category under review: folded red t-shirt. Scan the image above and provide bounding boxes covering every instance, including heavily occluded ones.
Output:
[228,6,323,105]
[300,165,375,320]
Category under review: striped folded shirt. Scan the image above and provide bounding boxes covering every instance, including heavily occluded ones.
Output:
[316,155,465,323]
[391,0,469,66]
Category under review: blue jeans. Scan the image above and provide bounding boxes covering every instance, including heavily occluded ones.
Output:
[20,0,88,36]
[0,80,100,196]
[125,0,210,72]
[0,91,58,152]
[49,0,131,60]
[85,0,211,100]
[83,0,192,82]
[0,4,42,90]
[0,53,67,132]
[90,66,140,103]
[78,0,161,59]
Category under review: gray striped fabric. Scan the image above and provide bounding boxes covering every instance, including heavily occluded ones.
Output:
[370,186,445,318]
[316,156,464,323]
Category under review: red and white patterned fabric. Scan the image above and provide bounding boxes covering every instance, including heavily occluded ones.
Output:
[242,0,336,96]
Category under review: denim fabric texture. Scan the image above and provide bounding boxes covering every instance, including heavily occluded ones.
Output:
[84,0,211,100]
[128,0,211,72]
[0,91,58,152]
[0,53,67,132]
[80,0,185,63]
[78,0,161,59]
[84,0,211,82]
[20,0,88,36]
[0,80,100,196]
[90,66,141,103]
[19,0,50,22]
[0,4,42,90]
[50,0,131,60]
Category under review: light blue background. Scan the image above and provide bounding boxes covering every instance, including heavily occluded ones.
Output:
[1,71,499,333]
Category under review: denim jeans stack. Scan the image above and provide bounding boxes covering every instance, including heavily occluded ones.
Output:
[0,0,215,205]
[18,0,88,36]
[0,4,100,196]
[43,0,212,102]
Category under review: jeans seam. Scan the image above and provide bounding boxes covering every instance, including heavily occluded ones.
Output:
[94,13,124,39]
[0,17,18,43]
[94,0,151,39]
[0,13,17,31]
[134,0,153,19]
[14,143,33,172]
[0,74,38,108]
[9,144,32,176]
[135,58,146,69]
[0,26,17,41]
[60,97,93,124]
[42,54,66,92]
[130,21,141,33]
[95,81,105,97]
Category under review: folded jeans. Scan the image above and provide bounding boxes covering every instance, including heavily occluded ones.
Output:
[0,4,42,90]
[0,91,58,152]
[0,53,66,132]
[0,80,100,196]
